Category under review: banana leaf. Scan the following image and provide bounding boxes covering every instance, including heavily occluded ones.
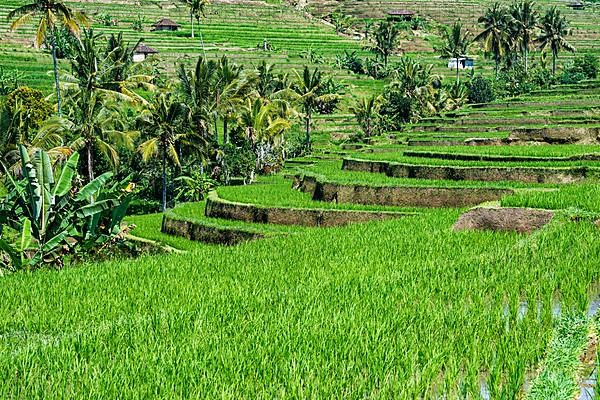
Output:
[75,172,113,202]
[53,152,80,197]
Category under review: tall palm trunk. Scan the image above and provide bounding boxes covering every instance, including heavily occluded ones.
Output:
[494,55,500,79]
[190,12,195,38]
[50,29,62,117]
[86,141,94,182]
[304,113,311,150]
[223,117,228,144]
[456,61,460,84]
[161,144,167,211]
[552,49,557,75]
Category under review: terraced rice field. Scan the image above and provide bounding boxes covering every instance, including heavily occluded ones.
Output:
[2,0,600,398]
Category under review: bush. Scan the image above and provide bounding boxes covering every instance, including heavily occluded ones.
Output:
[378,89,412,131]
[215,143,256,184]
[467,75,495,104]
[5,86,54,128]
[567,54,598,79]
[560,70,586,84]
[0,146,133,271]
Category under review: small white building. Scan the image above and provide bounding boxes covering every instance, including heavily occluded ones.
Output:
[448,57,474,70]
[132,42,159,62]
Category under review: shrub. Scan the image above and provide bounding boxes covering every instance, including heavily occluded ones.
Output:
[0,146,133,271]
[215,143,256,185]
[5,86,54,128]
[467,75,495,104]
[568,54,598,79]
[378,89,412,131]
[0,67,24,96]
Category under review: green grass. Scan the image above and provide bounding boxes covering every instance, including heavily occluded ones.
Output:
[295,160,559,189]
[216,175,422,212]
[351,153,600,168]
[1,208,599,397]
[501,183,600,214]
[527,314,592,400]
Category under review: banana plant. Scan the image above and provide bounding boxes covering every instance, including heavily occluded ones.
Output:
[0,145,132,270]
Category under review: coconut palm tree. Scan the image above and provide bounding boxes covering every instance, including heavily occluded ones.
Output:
[371,21,400,68]
[238,98,291,172]
[288,66,338,150]
[178,0,209,40]
[68,92,136,182]
[474,3,510,79]
[7,0,89,116]
[438,22,471,83]
[138,93,189,211]
[510,0,538,73]
[535,6,575,75]
[178,57,217,140]
[349,95,381,138]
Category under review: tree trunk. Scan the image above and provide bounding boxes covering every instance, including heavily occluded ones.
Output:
[524,47,529,74]
[87,141,94,182]
[223,117,228,144]
[161,145,167,212]
[305,112,311,150]
[190,12,195,38]
[552,50,557,75]
[456,62,460,84]
[50,31,62,117]
[495,56,499,79]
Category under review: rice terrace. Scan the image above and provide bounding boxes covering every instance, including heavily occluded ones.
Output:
[2,0,600,397]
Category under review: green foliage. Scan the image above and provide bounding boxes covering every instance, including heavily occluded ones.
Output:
[0,146,132,271]
[0,67,24,96]
[466,75,496,104]
[369,21,400,67]
[349,95,381,140]
[174,171,217,202]
[131,14,145,32]
[335,50,364,75]
[44,27,79,59]
[560,54,599,83]
[215,142,256,184]
[4,86,54,129]
[97,13,118,27]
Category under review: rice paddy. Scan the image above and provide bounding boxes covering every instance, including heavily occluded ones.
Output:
[1,0,600,398]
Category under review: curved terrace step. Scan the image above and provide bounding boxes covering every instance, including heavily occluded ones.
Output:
[403,150,600,163]
[204,191,414,227]
[342,158,596,184]
[294,175,515,208]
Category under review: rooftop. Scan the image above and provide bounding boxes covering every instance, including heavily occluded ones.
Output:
[152,18,180,28]
[387,9,416,16]
[133,42,159,55]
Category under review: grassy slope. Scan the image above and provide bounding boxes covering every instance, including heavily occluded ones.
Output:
[1,210,599,398]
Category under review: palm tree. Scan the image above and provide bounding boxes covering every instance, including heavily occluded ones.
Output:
[371,21,400,68]
[535,6,575,75]
[138,93,189,211]
[7,0,89,116]
[64,29,150,180]
[438,22,470,83]
[213,56,248,145]
[178,57,217,140]
[288,66,337,150]
[178,0,209,40]
[238,98,291,172]
[68,92,136,182]
[474,3,510,79]
[350,95,381,138]
[510,0,538,73]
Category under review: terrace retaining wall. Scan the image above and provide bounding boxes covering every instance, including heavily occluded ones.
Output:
[205,193,410,227]
[453,207,555,233]
[510,127,600,144]
[161,213,264,245]
[294,176,514,208]
[342,158,591,184]
[403,151,600,163]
